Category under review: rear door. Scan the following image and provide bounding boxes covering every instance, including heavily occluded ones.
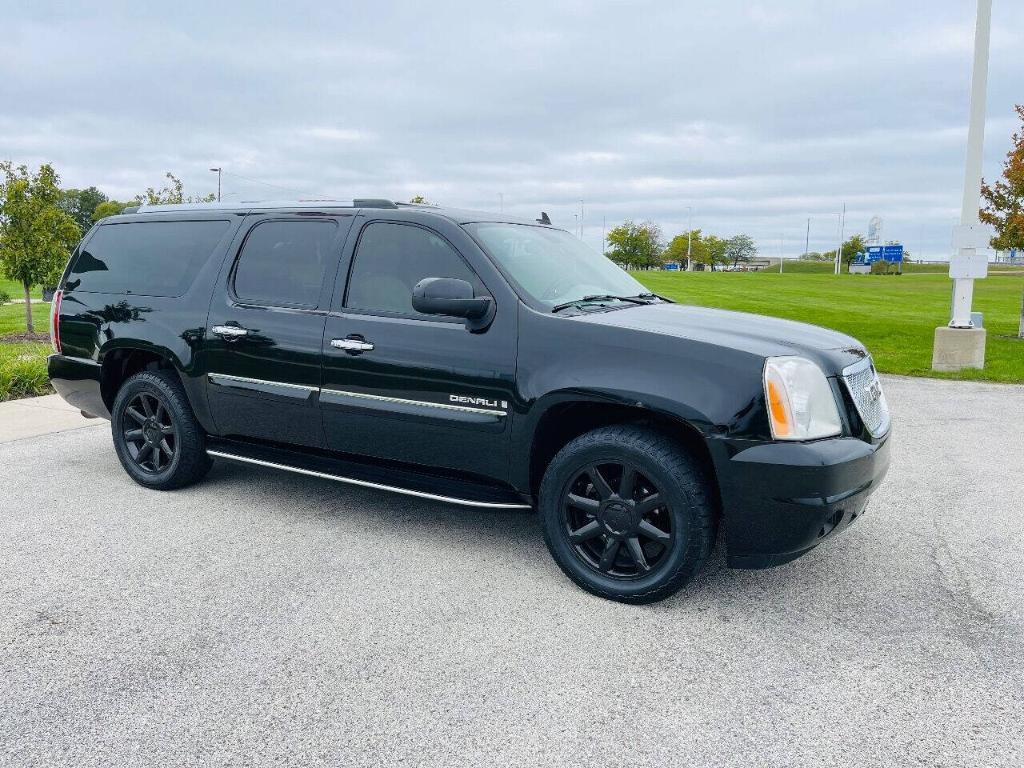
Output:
[203,212,353,448]
[320,214,517,481]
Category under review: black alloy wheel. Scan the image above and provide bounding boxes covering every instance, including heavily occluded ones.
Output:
[538,425,715,604]
[111,370,212,490]
[121,391,177,473]
[562,462,673,578]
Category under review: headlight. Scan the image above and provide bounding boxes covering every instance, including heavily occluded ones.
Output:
[763,357,843,440]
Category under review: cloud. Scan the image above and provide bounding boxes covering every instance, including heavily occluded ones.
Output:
[1,0,1021,259]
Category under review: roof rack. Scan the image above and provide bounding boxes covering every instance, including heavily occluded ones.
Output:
[135,198,399,213]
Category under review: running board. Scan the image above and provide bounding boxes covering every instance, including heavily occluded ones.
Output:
[206,439,532,510]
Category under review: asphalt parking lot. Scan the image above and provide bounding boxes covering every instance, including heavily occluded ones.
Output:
[1,376,1022,767]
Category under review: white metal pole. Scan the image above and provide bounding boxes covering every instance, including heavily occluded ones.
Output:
[686,206,693,271]
[950,0,992,328]
[780,234,784,273]
[835,203,846,275]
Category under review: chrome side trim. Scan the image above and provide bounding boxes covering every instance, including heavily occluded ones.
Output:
[321,388,507,417]
[206,450,531,509]
[208,372,318,393]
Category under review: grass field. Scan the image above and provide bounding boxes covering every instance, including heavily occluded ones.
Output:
[634,270,1024,383]
[0,300,49,336]
[0,278,43,301]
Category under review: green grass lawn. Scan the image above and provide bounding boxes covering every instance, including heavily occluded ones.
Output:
[634,270,1024,383]
[0,278,43,301]
[0,300,50,335]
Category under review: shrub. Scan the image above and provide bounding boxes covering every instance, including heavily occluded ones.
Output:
[0,343,52,400]
[0,290,10,305]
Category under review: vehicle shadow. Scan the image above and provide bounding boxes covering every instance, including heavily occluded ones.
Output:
[201,460,818,607]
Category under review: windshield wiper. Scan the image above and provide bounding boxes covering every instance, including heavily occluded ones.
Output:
[551,294,657,313]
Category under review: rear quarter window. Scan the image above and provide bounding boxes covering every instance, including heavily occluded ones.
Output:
[66,220,231,297]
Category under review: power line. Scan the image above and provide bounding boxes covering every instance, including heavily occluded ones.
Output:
[218,170,330,198]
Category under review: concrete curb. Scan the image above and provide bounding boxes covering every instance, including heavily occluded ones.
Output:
[0,394,102,443]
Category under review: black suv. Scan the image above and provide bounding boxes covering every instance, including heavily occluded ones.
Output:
[49,199,890,603]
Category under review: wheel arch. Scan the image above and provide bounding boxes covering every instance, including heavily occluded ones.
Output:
[100,344,185,413]
[524,397,722,516]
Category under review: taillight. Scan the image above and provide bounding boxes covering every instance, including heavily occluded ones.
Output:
[50,289,63,354]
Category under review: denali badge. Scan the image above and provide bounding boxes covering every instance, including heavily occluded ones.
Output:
[450,395,508,410]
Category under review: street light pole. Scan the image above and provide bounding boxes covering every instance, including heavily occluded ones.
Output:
[834,203,846,275]
[950,0,992,329]
[209,167,222,202]
[805,217,810,258]
[685,206,693,271]
[932,0,992,371]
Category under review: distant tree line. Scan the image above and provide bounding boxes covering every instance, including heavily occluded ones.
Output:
[605,220,758,271]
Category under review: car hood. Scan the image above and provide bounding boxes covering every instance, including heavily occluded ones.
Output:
[572,302,868,374]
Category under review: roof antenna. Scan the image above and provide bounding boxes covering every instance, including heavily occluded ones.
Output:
[536,212,551,225]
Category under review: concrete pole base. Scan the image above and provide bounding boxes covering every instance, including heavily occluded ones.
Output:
[931,326,986,372]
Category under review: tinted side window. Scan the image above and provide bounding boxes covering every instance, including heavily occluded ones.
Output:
[345,223,481,316]
[68,220,230,297]
[233,220,337,307]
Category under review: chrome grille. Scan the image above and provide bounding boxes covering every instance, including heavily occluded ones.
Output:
[842,359,890,438]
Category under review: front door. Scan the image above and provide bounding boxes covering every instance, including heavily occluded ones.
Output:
[204,213,352,448]
[320,218,517,482]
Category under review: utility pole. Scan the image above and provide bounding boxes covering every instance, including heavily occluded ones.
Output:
[780,234,784,274]
[834,203,846,275]
[805,218,810,258]
[209,167,222,202]
[933,0,992,370]
[685,206,693,271]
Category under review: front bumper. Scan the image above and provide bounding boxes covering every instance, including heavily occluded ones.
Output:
[710,432,891,569]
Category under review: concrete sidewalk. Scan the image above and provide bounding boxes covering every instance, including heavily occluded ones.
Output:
[0,394,102,443]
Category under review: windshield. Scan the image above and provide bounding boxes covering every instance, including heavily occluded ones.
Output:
[467,223,648,310]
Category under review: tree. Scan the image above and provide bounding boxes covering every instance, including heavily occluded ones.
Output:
[61,186,108,232]
[664,230,707,270]
[0,163,80,333]
[137,172,215,205]
[702,235,729,271]
[92,200,132,221]
[724,234,757,267]
[980,104,1024,336]
[606,220,664,269]
[409,195,429,204]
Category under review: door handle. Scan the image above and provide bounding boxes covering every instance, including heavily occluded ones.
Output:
[211,325,249,339]
[331,337,374,353]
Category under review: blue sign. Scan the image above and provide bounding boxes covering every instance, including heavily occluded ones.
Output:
[865,244,904,263]
[664,262,680,271]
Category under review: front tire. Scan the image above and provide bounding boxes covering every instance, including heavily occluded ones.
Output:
[538,425,715,604]
[111,370,212,491]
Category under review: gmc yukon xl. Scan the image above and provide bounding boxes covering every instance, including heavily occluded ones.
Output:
[48,199,890,603]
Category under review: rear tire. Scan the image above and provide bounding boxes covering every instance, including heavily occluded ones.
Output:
[111,370,212,491]
[538,425,715,604]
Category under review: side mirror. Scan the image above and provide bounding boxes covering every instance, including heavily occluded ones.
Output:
[412,277,494,331]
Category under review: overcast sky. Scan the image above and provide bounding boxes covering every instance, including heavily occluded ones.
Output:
[3,0,1022,258]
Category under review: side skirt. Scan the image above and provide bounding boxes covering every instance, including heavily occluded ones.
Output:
[206,438,532,510]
